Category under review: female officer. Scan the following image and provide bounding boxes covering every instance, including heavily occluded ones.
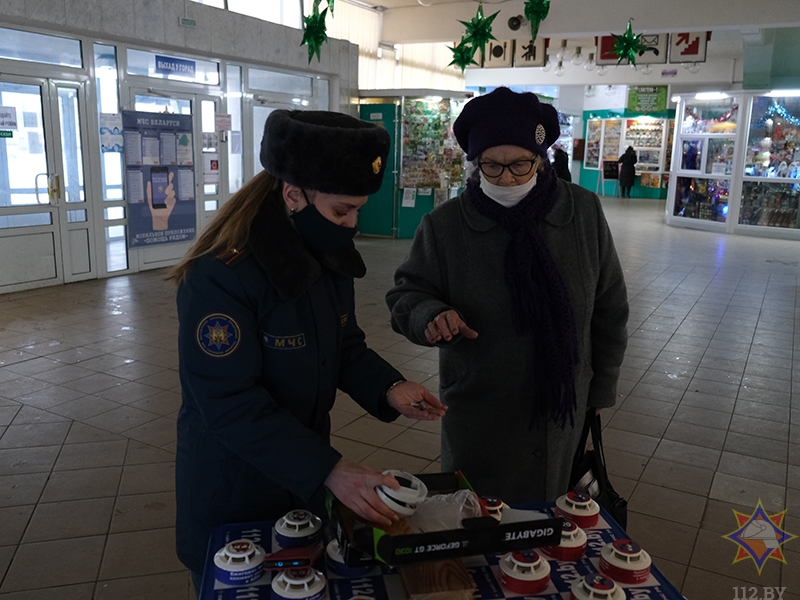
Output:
[386,87,628,504]
[170,110,446,587]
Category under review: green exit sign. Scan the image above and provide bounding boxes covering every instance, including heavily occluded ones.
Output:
[0,131,13,138]
[179,17,196,28]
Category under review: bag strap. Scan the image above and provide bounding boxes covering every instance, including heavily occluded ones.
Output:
[588,411,613,490]
[571,409,593,475]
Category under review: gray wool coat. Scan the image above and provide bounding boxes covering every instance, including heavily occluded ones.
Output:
[386,179,629,503]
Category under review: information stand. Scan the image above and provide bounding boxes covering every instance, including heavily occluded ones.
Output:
[597,160,620,197]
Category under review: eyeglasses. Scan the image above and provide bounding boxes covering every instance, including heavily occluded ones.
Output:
[477,159,537,178]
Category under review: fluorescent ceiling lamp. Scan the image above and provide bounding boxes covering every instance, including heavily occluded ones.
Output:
[765,90,800,97]
[694,92,729,100]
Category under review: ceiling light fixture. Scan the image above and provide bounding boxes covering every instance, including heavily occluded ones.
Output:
[584,52,596,71]
[571,46,585,66]
[555,39,571,61]
[555,60,565,77]
[641,64,653,75]
[596,65,607,76]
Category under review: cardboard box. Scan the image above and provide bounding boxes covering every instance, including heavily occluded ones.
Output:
[330,472,562,567]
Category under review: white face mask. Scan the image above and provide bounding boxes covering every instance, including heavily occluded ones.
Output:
[479,171,538,207]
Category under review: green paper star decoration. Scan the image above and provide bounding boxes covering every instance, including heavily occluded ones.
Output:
[449,36,478,72]
[459,3,499,60]
[524,0,550,44]
[612,20,658,66]
[301,0,331,63]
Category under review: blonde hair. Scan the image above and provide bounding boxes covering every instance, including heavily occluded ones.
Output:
[167,170,281,284]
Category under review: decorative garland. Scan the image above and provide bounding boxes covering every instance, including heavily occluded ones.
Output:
[524,0,550,44]
[448,2,499,72]
[302,0,334,63]
[753,103,800,128]
[611,20,658,66]
[684,104,739,124]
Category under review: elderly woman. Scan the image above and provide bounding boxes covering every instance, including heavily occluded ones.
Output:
[386,87,629,503]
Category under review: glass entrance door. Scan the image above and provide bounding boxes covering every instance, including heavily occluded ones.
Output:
[0,77,96,291]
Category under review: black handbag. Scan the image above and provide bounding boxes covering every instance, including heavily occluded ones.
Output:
[569,410,628,529]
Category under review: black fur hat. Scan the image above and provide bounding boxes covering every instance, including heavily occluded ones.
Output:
[260,110,390,196]
[453,87,560,161]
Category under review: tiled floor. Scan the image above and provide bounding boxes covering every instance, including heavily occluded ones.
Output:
[0,197,799,599]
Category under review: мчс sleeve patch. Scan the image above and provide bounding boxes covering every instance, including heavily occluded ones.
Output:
[196,313,241,357]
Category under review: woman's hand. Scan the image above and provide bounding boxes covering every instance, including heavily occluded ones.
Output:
[386,381,447,420]
[425,310,479,344]
[324,459,400,527]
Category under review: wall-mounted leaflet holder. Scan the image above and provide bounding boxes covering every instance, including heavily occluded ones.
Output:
[34,172,61,205]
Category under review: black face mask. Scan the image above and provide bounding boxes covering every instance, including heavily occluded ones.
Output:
[291,203,357,253]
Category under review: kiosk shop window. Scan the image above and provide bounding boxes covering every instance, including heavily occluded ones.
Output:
[744,95,800,179]
[673,177,730,222]
[682,97,738,134]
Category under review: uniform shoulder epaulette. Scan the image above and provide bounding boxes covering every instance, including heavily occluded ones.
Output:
[216,247,250,267]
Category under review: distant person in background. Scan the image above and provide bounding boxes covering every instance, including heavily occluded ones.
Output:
[552,146,572,182]
[618,146,637,198]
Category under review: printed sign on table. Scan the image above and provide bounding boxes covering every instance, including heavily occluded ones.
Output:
[122,110,196,247]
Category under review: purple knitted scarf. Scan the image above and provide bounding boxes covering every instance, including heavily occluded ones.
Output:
[467,165,578,428]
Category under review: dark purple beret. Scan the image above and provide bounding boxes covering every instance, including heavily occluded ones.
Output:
[453,87,561,160]
[260,110,390,196]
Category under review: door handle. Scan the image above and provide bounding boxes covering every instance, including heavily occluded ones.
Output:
[48,174,61,205]
[35,172,49,204]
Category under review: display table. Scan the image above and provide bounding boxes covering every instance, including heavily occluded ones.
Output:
[200,503,685,599]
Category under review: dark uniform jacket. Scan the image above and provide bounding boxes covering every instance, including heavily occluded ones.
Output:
[386,180,628,503]
[176,192,402,574]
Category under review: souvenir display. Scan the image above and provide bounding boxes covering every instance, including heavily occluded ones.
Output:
[624,118,664,148]
[673,177,729,222]
[739,181,799,228]
[400,98,466,189]
[601,119,621,161]
[584,119,602,169]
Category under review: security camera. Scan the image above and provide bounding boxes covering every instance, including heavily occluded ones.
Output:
[508,15,528,31]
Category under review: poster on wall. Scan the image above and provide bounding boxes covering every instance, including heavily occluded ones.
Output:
[122,111,196,247]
